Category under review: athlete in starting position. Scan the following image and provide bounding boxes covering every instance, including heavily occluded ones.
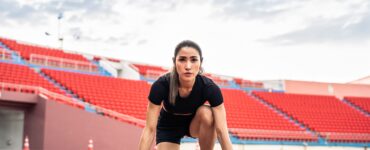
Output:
[139,40,233,150]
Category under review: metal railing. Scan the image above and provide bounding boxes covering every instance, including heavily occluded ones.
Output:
[229,128,317,141]
[0,48,12,60]
[29,54,98,72]
[321,132,370,142]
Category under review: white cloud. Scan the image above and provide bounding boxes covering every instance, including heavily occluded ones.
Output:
[0,0,369,83]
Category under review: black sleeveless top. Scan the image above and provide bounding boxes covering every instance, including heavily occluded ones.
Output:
[148,73,223,114]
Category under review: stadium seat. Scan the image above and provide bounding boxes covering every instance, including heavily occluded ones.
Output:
[253,91,370,143]
[344,96,370,114]
[222,89,316,141]
[0,37,98,72]
[42,68,150,120]
[0,62,66,95]
[132,63,168,80]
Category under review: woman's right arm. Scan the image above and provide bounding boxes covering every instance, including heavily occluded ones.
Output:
[139,102,161,150]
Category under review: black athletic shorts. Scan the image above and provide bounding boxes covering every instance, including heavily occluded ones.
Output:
[156,109,195,144]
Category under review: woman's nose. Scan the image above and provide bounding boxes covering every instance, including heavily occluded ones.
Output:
[185,62,191,70]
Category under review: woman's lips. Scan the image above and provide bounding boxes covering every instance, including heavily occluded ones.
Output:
[184,73,192,77]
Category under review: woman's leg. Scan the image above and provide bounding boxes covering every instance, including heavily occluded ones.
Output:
[189,105,217,150]
[157,142,180,150]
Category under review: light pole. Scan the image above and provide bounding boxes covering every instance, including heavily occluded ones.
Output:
[57,12,64,49]
[46,12,80,49]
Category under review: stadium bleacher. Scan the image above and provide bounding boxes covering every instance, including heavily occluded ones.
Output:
[222,88,317,141]
[344,96,370,114]
[0,62,66,95]
[253,91,370,142]
[41,68,150,120]
[0,37,98,72]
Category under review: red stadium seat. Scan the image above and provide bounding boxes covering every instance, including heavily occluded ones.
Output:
[222,89,316,141]
[253,91,370,143]
[132,63,168,80]
[344,96,370,114]
[0,37,98,72]
[0,62,67,95]
[42,68,151,120]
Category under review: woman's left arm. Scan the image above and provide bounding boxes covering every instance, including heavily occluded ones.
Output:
[212,103,233,150]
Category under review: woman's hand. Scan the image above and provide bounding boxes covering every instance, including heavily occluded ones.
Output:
[212,104,233,150]
[138,102,161,150]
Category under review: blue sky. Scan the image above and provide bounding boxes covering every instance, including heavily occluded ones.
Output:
[1,0,369,83]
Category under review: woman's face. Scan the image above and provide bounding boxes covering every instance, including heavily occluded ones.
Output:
[175,46,201,83]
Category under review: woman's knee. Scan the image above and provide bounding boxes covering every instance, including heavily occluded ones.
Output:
[195,105,214,126]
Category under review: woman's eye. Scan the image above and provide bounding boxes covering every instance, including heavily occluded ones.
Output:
[179,59,185,62]
[191,59,198,62]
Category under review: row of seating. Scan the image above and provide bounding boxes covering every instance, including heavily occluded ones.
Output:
[0,37,98,73]
[132,63,168,80]
[0,37,89,62]
[234,78,264,88]
[0,62,66,95]
[222,89,316,141]
[252,91,370,142]
[344,96,370,114]
[42,68,150,120]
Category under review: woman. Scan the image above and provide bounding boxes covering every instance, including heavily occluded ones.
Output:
[139,40,233,150]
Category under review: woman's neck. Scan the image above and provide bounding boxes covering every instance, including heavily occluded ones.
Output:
[179,78,196,89]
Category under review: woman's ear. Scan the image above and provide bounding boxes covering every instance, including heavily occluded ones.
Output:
[199,66,204,74]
